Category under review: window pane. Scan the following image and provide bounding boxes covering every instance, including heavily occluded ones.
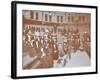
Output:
[45,14,48,21]
[61,16,63,22]
[57,16,59,22]
[36,12,38,20]
[49,15,52,22]
[30,11,34,19]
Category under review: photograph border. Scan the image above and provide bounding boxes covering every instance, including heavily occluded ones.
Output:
[11,1,98,79]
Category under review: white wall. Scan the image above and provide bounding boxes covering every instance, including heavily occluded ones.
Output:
[0,0,99,80]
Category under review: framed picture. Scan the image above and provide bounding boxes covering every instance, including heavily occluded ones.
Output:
[11,1,98,79]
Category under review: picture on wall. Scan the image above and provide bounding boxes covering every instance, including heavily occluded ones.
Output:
[11,1,98,79]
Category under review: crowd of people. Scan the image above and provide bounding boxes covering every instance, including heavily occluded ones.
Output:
[22,25,91,69]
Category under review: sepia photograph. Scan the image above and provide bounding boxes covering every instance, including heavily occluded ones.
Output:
[22,10,91,69]
[11,1,97,79]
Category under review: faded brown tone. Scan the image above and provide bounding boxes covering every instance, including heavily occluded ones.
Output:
[22,10,91,69]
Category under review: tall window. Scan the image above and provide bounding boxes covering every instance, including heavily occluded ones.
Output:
[83,16,85,22]
[36,12,39,20]
[57,16,59,23]
[61,16,63,22]
[45,14,48,21]
[30,11,34,19]
[79,16,81,22]
[71,16,74,22]
[68,16,70,22]
[49,15,52,22]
